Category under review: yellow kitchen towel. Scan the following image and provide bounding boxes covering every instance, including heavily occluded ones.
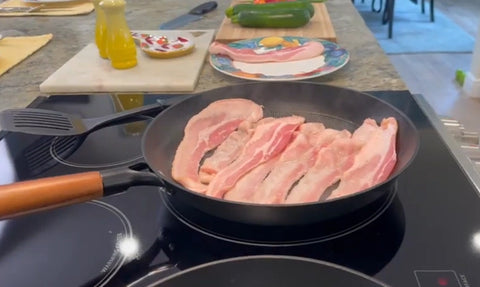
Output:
[0,34,53,77]
[0,0,94,16]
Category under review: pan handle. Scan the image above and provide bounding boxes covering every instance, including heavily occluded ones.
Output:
[101,164,163,194]
[0,172,104,220]
[0,164,163,220]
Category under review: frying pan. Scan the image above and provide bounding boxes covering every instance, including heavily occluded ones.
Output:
[136,255,389,287]
[0,82,419,227]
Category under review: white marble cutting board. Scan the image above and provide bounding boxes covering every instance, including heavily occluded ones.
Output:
[40,30,215,94]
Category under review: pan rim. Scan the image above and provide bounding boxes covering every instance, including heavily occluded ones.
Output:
[142,81,420,208]
[149,254,391,287]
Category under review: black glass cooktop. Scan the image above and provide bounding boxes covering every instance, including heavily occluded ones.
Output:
[0,91,478,287]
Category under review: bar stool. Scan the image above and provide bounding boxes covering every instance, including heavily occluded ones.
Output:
[353,0,435,38]
[421,0,434,22]
[383,0,435,39]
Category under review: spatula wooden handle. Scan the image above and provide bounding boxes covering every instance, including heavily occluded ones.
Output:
[0,172,104,220]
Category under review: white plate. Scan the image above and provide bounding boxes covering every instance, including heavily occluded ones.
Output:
[209,37,350,82]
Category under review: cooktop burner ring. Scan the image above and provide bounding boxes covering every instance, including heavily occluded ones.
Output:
[88,200,134,287]
[161,184,398,247]
[48,118,152,169]
[0,199,134,287]
[50,137,144,169]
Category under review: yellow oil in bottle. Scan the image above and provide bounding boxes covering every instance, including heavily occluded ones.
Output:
[92,0,107,59]
[100,0,137,69]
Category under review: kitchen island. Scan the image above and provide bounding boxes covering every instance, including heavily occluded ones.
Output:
[3,3,480,287]
[0,0,406,109]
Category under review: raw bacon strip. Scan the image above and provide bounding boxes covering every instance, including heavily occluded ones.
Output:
[209,41,325,63]
[297,123,326,144]
[223,123,323,203]
[285,122,378,204]
[251,132,316,204]
[348,118,381,146]
[206,116,305,198]
[254,127,352,204]
[224,155,280,203]
[199,120,255,184]
[308,127,348,151]
[299,124,353,157]
[251,123,327,204]
[327,117,398,200]
[285,133,358,204]
[171,99,263,193]
[199,118,274,184]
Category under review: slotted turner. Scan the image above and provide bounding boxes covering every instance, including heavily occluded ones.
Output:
[0,97,184,136]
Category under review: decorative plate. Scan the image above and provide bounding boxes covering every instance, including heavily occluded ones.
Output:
[131,32,195,59]
[209,36,349,81]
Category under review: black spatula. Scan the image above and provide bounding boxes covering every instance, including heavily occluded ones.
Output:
[0,97,185,136]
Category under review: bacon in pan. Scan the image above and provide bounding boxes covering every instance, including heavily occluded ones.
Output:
[199,118,275,184]
[171,99,263,193]
[206,115,305,198]
[327,117,398,200]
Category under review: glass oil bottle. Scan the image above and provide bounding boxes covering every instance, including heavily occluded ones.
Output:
[92,0,108,59]
[100,0,137,69]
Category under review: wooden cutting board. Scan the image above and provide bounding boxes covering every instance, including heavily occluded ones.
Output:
[40,30,215,94]
[215,2,336,43]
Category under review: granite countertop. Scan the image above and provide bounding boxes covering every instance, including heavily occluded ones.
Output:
[0,0,407,109]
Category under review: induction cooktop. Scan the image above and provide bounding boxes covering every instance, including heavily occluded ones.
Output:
[0,90,478,287]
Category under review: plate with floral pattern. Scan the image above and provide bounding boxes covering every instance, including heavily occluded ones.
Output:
[209,36,349,81]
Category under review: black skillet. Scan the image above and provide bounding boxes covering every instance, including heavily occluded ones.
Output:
[0,82,419,227]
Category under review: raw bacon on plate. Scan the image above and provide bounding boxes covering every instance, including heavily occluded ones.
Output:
[208,40,325,63]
